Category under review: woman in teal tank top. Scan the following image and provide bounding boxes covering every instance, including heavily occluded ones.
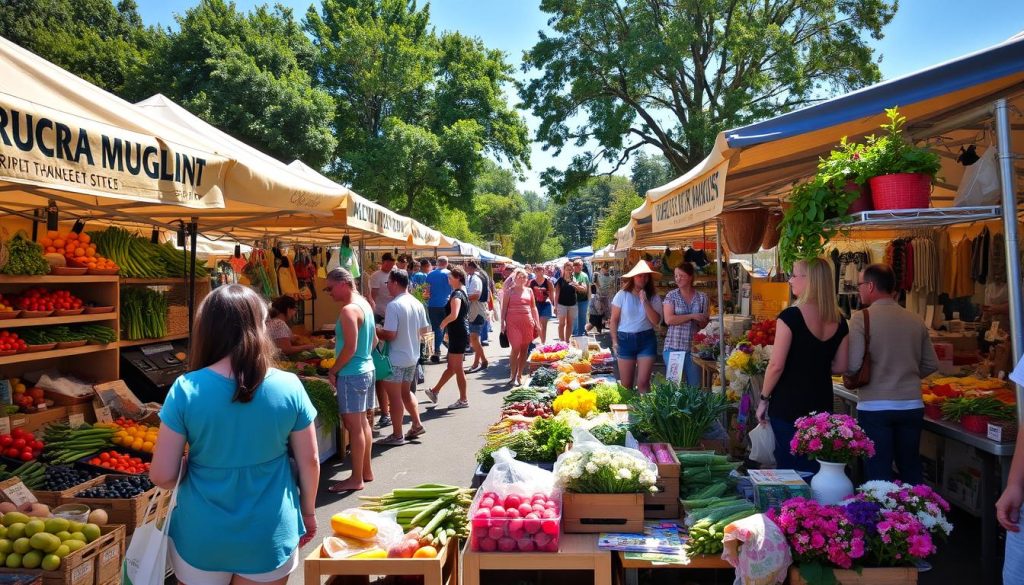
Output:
[150,284,320,581]
[334,294,375,376]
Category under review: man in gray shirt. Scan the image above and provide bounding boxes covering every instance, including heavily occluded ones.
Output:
[848,264,938,483]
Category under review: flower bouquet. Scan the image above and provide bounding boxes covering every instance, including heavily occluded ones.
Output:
[552,388,598,417]
[769,497,867,570]
[849,481,953,539]
[692,329,721,360]
[554,447,659,494]
[725,341,771,397]
[790,412,875,464]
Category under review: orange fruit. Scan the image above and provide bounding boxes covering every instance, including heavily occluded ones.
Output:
[40,237,52,247]
[67,232,78,241]
[74,248,85,257]
[53,239,65,248]
[79,234,90,244]
[413,546,438,558]
[45,246,56,253]
[46,230,59,239]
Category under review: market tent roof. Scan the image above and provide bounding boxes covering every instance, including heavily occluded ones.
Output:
[0,37,354,231]
[566,245,594,259]
[592,244,624,261]
[634,31,1024,233]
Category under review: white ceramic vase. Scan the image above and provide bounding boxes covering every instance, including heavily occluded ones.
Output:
[810,460,853,504]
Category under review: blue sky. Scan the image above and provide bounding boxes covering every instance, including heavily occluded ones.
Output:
[135,0,1024,195]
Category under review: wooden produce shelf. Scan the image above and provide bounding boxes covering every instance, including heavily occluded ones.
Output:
[120,278,201,285]
[304,540,458,585]
[0,275,119,285]
[0,313,117,329]
[462,533,612,585]
[119,333,189,348]
[0,342,118,366]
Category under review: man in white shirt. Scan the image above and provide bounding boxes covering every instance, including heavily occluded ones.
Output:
[375,269,431,444]
[368,253,396,428]
[465,260,489,371]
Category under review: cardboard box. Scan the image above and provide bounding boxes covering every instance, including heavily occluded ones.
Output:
[747,469,811,512]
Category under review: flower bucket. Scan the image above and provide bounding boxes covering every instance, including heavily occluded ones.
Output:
[844,181,873,214]
[760,209,784,249]
[868,173,931,210]
[788,566,918,585]
[923,403,942,420]
[721,208,769,254]
[960,414,990,434]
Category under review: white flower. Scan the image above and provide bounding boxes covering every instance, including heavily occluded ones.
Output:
[617,468,633,480]
[585,462,599,474]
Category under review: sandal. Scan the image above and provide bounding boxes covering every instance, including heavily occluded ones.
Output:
[405,425,426,440]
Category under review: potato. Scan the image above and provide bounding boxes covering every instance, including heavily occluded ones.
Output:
[0,502,17,514]
[28,504,50,517]
[87,509,107,526]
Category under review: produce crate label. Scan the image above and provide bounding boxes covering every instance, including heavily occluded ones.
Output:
[71,562,92,583]
[69,412,86,428]
[987,424,1002,442]
[0,380,11,405]
[101,547,118,563]
[1,480,37,506]
[0,417,9,436]
[94,405,113,423]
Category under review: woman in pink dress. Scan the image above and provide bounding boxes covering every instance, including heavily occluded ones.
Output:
[501,268,542,386]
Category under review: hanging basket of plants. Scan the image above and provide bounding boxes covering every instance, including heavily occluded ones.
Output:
[721,208,769,254]
[760,209,784,250]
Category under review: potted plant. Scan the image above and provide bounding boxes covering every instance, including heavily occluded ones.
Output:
[778,177,856,269]
[940,396,1015,433]
[790,412,875,504]
[629,375,730,449]
[858,107,942,210]
[816,137,874,214]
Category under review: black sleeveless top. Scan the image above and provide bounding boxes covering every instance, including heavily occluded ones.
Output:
[767,306,849,421]
[555,277,577,307]
[530,277,552,304]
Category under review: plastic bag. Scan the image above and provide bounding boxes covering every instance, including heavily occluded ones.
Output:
[721,513,792,585]
[748,423,775,467]
[553,428,658,489]
[954,146,1001,207]
[482,447,556,499]
[320,508,405,559]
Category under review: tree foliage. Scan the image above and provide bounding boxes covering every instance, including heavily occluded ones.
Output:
[630,152,675,197]
[305,0,530,217]
[553,176,634,251]
[520,0,897,197]
[594,188,644,249]
[513,212,563,263]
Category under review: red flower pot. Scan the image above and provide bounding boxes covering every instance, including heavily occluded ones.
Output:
[868,173,931,210]
[923,404,942,420]
[961,414,991,434]
[844,181,873,214]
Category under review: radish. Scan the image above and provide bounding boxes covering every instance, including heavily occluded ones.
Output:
[544,539,560,552]
[517,503,534,517]
[509,518,524,533]
[509,527,527,541]
[534,531,552,547]
[504,494,522,509]
[490,505,506,518]
[488,526,505,540]
[541,508,557,519]
[517,538,536,552]
[523,513,541,534]
[505,507,520,519]
[532,503,546,513]
[480,497,495,509]
[541,519,559,535]
[479,537,497,552]
[498,537,517,552]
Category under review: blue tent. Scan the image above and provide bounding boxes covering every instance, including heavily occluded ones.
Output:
[567,245,594,259]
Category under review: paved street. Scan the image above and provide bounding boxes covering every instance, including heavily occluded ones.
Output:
[293,334,517,584]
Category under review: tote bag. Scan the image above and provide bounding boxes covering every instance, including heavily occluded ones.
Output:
[372,342,392,380]
[123,464,182,585]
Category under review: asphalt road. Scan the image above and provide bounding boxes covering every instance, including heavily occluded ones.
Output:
[292,334,517,584]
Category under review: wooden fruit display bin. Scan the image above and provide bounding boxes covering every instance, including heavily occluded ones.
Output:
[9,407,69,433]
[788,565,917,585]
[303,539,458,585]
[31,473,104,507]
[0,524,125,585]
[643,476,680,520]
[462,533,612,585]
[562,492,644,533]
[60,475,170,535]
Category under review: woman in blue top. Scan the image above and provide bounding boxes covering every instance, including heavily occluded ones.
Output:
[150,284,320,584]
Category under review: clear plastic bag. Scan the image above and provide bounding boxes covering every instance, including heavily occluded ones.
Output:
[482,447,556,499]
[748,423,776,467]
[721,513,792,585]
[320,508,405,559]
[553,428,658,489]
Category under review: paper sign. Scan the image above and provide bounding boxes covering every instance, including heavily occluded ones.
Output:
[987,424,1003,442]
[1,480,37,506]
[0,380,11,406]
[570,336,591,359]
[666,351,688,385]
[0,417,9,436]
[94,405,113,424]
[69,413,86,429]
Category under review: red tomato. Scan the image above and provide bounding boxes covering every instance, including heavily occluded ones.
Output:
[11,439,25,449]
[0,436,11,447]
[4,448,19,458]
[18,451,32,461]
[30,441,43,451]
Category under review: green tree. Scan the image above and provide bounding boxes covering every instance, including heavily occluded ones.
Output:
[0,0,160,99]
[520,0,897,197]
[434,205,484,247]
[512,212,564,263]
[520,190,550,213]
[148,0,336,168]
[552,176,634,251]
[473,192,524,241]
[306,0,530,216]
[630,152,674,197]
[594,189,644,249]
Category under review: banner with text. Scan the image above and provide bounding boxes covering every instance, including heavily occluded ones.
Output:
[344,194,409,241]
[652,159,729,233]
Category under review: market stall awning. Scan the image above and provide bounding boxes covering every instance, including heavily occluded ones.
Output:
[566,245,594,259]
[634,31,1024,233]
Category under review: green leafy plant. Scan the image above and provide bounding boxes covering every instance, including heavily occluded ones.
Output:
[593,383,623,411]
[858,107,942,179]
[940,397,1015,422]
[778,178,853,269]
[301,377,340,429]
[630,375,730,448]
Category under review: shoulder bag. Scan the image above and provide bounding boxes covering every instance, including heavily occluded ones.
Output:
[842,309,871,389]
[372,341,392,380]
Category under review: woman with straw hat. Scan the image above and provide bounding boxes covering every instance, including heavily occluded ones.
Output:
[610,260,664,393]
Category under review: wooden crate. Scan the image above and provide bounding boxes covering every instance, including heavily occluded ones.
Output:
[303,540,458,585]
[562,492,644,534]
[643,476,680,520]
[640,443,680,478]
[10,407,69,433]
[32,474,107,507]
[787,566,917,585]
[0,524,125,585]
[43,391,94,407]
[463,533,611,585]
[61,476,170,535]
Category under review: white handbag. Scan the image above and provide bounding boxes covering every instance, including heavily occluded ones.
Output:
[122,464,182,585]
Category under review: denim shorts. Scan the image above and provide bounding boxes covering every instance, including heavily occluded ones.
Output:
[468,320,486,336]
[617,329,657,360]
[337,371,375,414]
[386,365,416,384]
[536,302,552,319]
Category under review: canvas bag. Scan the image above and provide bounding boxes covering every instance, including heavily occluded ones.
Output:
[123,464,182,585]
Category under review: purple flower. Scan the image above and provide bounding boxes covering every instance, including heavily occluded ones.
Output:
[843,501,881,534]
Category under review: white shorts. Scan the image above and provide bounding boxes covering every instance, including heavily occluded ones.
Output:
[169,539,299,584]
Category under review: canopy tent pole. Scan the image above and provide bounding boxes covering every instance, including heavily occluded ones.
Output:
[188,218,199,344]
[995,98,1024,422]
[714,220,727,388]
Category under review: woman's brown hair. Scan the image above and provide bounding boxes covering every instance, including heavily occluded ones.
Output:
[269,295,296,319]
[190,284,277,403]
[622,272,657,299]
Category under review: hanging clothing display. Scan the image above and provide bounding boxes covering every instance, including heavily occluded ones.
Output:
[951,236,974,298]
[990,232,1006,284]
[971,227,991,284]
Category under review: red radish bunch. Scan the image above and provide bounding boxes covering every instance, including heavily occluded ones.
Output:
[470,491,561,553]
[747,319,776,347]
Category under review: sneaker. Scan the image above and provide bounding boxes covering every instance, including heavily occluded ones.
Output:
[447,399,469,410]
[430,355,440,364]
[481,341,490,346]
[377,434,406,445]
[405,426,426,440]
[376,415,392,428]
[424,389,439,404]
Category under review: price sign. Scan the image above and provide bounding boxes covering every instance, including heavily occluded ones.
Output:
[987,423,1003,442]
[95,405,113,424]
[69,413,86,429]
[1,480,37,506]
[0,417,10,436]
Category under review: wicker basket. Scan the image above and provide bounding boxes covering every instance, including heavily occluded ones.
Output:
[760,209,784,249]
[868,173,931,210]
[722,208,769,254]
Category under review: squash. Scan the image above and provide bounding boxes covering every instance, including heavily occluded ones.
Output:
[331,513,378,541]
[350,548,387,559]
